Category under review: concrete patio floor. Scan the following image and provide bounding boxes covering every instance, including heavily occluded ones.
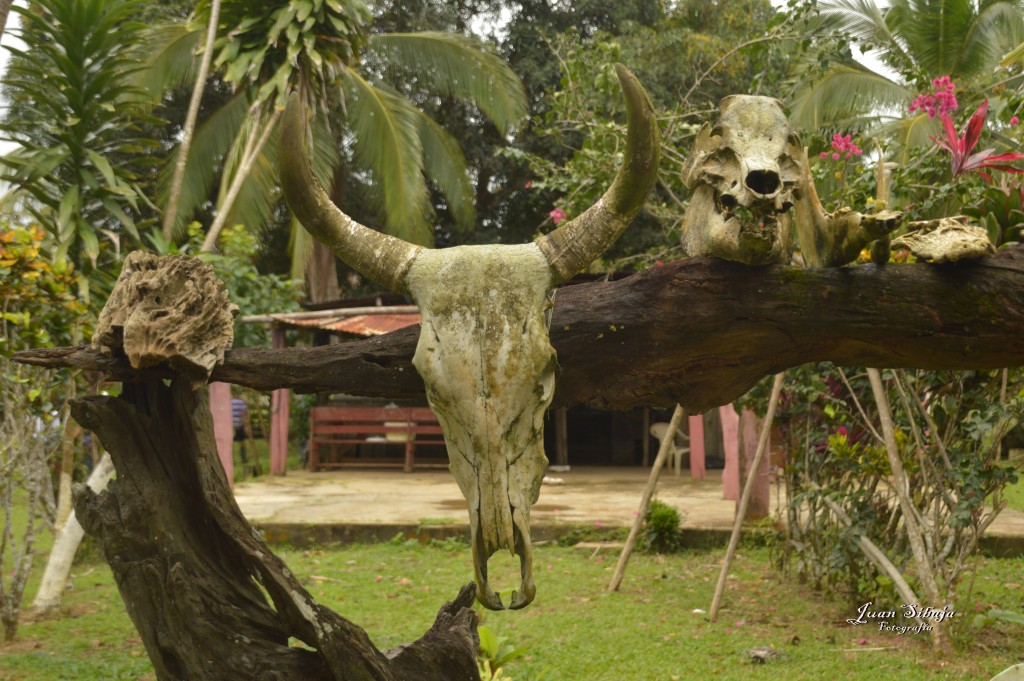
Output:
[233,466,1024,553]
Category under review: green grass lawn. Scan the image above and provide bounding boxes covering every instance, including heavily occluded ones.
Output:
[1003,476,1024,513]
[1,538,1022,680]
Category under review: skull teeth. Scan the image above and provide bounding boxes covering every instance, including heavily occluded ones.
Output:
[471,508,535,611]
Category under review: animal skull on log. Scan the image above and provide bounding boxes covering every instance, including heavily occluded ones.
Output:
[680,95,901,266]
[278,64,659,610]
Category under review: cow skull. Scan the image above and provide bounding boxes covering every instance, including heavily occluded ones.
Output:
[278,65,659,609]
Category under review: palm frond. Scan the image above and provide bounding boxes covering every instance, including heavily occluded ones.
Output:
[789,61,912,133]
[956,1,1024,78]
[816,0,913,72]
[874,113,942,161]
[135,21,203,97]
[416,111,475,231]
[341,69,433,246]
[158,93,247,238]
[366,32,526,134]
[214,112,280,236]
[289,215,315,281]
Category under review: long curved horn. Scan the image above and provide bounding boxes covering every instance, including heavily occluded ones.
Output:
[278,95,422,294]
[535,64,660,284]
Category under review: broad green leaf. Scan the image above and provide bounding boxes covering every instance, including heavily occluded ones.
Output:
[58,185,80,234]
[86,149,117,187]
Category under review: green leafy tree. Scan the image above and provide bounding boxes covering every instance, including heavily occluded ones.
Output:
[511,0,808,267]
[147,0,527,253]
[0,0,159,279]
[789,0,1024,147]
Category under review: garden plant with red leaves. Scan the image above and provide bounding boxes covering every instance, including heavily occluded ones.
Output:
[933,100,1024,181]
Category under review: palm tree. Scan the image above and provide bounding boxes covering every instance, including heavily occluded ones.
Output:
[0,0,157,274]
[789,0,1024,147]
[146,0,527,254]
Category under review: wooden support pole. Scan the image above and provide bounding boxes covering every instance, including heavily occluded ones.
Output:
[641,407,650,467]
[269,327,290,476]
[709,372,785,621]
[555,407,569,468]
[720,404,740,500]
[608,404,686,593]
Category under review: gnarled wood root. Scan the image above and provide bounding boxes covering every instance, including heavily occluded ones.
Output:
[72,380,480,681]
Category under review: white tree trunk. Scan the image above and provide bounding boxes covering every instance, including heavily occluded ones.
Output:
[30,453,116,614]
[161,0,222,240]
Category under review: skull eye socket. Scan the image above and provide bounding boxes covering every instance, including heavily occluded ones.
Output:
[745,169,781,196]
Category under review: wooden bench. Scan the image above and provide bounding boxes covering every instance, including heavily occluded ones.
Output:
[309,406,446,472]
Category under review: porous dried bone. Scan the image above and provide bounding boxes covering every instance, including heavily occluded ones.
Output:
[681,96,803,264]
[278,65,659,609]
[893,216,995,263]
[792,148,902,267]
[92,252,237,385]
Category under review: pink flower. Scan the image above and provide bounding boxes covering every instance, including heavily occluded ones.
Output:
[823,133,863,162]
[594,520,602,526]
[654,260,664,267]
[524,180,533,189]
[836,426,848,437]
[1012,116,1020,126]
[549,207,567,224]
[910,76,959,118]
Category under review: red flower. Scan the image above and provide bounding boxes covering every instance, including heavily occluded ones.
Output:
[933,100,1024,181]
[549,207,567,224]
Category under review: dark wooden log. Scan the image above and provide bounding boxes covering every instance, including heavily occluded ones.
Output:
[21,249,1024,413]
[71,379,480,681]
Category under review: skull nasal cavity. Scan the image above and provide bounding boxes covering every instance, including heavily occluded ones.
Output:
[745,169,781,196]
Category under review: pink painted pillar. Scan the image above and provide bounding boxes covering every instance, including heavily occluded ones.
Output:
[720,404,740,501]
[739,408,771,520]
[688,414,705,480]
[269,327,290,476]
[209,381,234,487]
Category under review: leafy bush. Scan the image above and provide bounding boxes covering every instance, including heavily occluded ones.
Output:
[641,498,684,554]
[476,625,526,681]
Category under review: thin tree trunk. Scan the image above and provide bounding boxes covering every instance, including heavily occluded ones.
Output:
[30,453,116,614]
[200,107,281,252]
[608,404,686,592]
[866,367,950,653]
[161,0,222,240]
[709,372,784,621]
[53,380,76,529]
[0,0,13,44]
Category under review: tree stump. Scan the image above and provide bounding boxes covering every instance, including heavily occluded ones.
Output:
[71,379,480,680]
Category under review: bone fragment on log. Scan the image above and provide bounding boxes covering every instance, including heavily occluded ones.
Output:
[91,251,238,385]
[893,216,996,263]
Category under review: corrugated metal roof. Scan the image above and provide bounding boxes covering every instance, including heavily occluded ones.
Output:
[278,313,420,337]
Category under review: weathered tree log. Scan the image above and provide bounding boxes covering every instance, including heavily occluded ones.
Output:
[20,250,1024,412]
[71,379,480,681]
